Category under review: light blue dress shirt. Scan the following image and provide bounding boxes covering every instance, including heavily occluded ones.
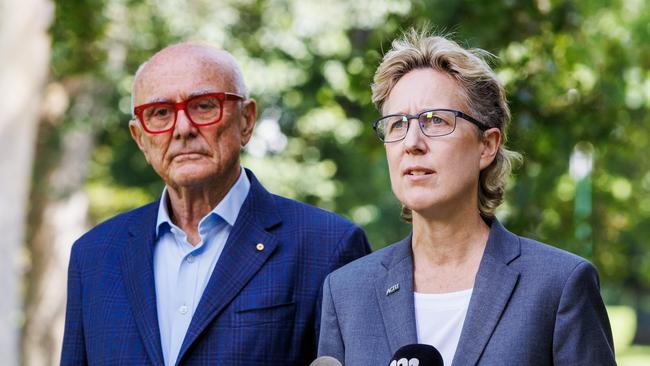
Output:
[153,169,250,366]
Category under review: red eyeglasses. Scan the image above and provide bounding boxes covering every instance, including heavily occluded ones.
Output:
[133,92,244,134]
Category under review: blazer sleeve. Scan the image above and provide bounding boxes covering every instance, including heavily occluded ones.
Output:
[314,225,371,360]
[314,226,371,346]
[552,260,615,365]
[317,274,346,363]
[60,244,88,366]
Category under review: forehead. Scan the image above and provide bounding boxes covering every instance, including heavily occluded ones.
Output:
[383,68,466,114]
[134,48,233,104]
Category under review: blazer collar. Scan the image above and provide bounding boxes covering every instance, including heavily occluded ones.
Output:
[379,233,413,270]
[480,218,521,265]
[176,169,282,364]
[452,218,521,366]
[377,218,520,268]
[122,201,165,366]
[375,235,418,354]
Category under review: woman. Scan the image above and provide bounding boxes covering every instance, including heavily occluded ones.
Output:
[317,29,615,366]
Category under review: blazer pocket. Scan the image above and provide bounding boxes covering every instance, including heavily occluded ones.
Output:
[234,294,296,327]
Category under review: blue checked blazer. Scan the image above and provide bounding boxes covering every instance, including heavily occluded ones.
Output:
[319,219,615,365]
[61,169,371,365]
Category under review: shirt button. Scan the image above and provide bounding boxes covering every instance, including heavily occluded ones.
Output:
[179,305,188,315]
[186,255,195,263]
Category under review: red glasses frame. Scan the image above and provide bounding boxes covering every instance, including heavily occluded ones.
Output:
[133,92,244,134]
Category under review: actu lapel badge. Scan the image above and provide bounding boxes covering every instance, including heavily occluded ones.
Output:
[386,283,400,296]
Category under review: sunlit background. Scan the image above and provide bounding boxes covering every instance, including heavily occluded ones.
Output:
[1,0,650,364]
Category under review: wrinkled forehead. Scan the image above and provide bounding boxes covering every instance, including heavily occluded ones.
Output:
[133,46,237,104]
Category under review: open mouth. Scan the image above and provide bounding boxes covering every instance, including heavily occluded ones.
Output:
[404,168,435,176]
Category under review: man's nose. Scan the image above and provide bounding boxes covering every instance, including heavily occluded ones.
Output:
[173,109,197,137]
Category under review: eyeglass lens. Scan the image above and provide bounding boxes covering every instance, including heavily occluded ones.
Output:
[378,110,456,142]
[142,95,223,132]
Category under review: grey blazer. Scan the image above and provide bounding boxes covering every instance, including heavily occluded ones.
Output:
[318,219,615,365]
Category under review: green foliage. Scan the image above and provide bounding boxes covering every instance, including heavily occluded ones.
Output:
[50,0,109,77]
[50,0,650,300]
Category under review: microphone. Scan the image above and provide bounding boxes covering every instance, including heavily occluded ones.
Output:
[310,356,343,366]
[388,344,444,366]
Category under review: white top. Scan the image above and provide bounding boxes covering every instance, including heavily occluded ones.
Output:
[414,289,473,366]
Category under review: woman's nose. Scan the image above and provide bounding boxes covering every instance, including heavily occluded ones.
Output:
[401,118,427,153]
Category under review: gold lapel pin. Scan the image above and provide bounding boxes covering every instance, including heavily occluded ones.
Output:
[256,243,265,251]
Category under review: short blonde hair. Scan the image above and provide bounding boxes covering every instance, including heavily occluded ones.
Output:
[372,28,521,220]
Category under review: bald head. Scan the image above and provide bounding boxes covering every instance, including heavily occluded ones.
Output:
[131,43,248,114]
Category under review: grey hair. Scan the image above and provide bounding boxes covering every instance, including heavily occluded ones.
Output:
[372,28,522,220]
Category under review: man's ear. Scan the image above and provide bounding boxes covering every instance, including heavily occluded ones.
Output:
[239,98,257,146]
[129,119,150,163]
[479,127,501,170]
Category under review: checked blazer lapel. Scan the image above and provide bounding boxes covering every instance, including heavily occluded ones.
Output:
[452,220,521,366]
[176,171,282,364]
[121,202,165,366]
[375,236,418,355]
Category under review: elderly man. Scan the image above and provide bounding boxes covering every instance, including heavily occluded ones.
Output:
[60,43,371,366]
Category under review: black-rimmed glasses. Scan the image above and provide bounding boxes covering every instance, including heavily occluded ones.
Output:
[372,108,487,143]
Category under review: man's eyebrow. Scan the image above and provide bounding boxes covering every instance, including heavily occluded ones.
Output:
[142,89,219,105]
[144,97,173,104]
[187,89,218,99]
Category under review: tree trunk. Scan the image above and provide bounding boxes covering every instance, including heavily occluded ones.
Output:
[23,127,94,366]
[0,0,53,364]
[22,80,104,365]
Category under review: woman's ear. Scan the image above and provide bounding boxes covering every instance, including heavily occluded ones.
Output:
[479,127,501,170]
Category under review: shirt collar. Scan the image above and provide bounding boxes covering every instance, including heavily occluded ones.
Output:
[155,168,251,237]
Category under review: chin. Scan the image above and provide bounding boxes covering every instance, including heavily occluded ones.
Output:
[399,188,458,215]
[400,197,438,213]
[404,202,437,214]
[398,186,440,205]
[169,169,215,187]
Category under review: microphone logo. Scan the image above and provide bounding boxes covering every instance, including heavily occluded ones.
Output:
[388,344,443,366]
[389,358,419,366]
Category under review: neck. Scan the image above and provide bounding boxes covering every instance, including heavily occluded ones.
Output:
[411,211,489,264]
[166,167,241,245]
[410,200,490,293]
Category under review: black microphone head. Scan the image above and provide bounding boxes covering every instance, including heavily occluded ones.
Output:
[388,344,444,366]
[310,356,343,366]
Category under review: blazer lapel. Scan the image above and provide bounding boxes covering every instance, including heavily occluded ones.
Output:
[375,236,418,354]
[176,171,282,364]
[121,202,165,366]
[452,220,521,366]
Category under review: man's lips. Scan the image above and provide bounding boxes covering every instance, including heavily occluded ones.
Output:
[170,151,208,161]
